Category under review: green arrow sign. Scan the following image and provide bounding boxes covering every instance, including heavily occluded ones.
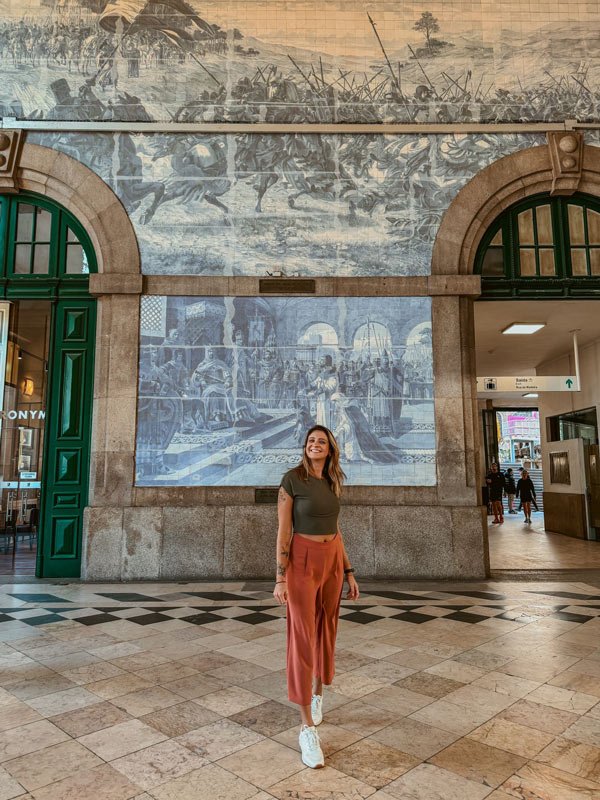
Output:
[566,379,573,388]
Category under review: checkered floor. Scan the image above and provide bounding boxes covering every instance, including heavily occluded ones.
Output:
[2,587,600,629]
[0,579,599,799]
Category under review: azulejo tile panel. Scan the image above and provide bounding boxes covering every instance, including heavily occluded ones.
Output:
[136,295,435,486]
[27,131,544,276]
[2,2,600,123]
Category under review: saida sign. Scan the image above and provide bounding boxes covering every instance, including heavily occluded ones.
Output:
[477,376,580,393]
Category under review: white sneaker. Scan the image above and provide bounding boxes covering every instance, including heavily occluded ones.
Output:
[311,694,323,726]
[299,725,324,768]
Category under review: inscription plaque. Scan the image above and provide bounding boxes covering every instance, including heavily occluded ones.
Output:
[259,279,316,294]
[255,487,279,504]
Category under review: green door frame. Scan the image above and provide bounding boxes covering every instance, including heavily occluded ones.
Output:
[0,193,97,578]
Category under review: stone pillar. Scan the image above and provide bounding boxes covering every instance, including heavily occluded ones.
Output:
[84,278,142,579]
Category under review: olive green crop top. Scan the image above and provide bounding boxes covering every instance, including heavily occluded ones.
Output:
[280,468,340,535]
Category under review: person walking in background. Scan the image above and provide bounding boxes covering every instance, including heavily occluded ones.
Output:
[517,466,524,512]
[274,425,359,768]
[505,467,517,513]
[486,462,505,524]
[516,468,536,524]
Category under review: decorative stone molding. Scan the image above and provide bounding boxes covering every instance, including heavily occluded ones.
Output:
[0,130,25,193]
[431,142,600,275]
[547,131,584,195]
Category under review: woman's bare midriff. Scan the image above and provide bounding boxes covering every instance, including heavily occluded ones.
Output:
[295,532,338,543]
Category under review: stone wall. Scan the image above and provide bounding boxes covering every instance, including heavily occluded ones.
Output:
[83,503,488,580]
[6,1,599,579]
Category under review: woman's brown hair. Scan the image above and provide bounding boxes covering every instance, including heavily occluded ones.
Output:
[296,425,346,497]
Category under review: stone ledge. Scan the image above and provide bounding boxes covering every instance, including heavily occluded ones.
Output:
[129,486,449,506]
[89,274,143,295]
[141,275,481,297]
[427,275,481,295]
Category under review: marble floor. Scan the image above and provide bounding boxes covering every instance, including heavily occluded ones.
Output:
[0,578,599,800]
[488,512,600,570]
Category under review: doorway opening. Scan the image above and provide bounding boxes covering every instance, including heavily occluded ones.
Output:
[474,189,600,571]
[476,300,600,571]
[0,301,50,575]
[0,194,97,579]
[482,406,544,512]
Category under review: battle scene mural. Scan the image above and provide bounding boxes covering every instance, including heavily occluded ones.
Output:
[28,130,545,275]
[136,296,435,486]
[2,1,600,124]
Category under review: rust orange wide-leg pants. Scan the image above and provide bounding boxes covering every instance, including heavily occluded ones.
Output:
[286,533,344,705]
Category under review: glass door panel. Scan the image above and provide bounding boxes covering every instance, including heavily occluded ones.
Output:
[0,301,50,573]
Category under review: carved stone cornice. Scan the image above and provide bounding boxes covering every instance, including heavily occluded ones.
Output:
[0,130,25,193]
[547,131,584,195]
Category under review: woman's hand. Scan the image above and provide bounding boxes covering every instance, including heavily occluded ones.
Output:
[346,574,359,601]
[273,580,288,605]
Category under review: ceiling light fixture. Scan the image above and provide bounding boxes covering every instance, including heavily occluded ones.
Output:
[502,323,545,335]
[522,393,539,398]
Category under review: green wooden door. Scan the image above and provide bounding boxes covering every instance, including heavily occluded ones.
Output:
[37,300,96,578]
[0,193,98,579]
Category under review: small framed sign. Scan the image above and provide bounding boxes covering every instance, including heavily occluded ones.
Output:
[19,471,37,480]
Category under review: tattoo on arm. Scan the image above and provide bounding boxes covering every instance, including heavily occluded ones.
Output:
[277,564,286,577]
[278,487,288,504]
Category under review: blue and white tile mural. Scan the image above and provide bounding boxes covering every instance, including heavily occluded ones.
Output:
[28,131,545,276]
[136,296,435,486]
[2,1,600,123]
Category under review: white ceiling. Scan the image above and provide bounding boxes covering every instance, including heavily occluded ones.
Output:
[474,300,600,403]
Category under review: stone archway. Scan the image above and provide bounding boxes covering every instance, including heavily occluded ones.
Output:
[430,133,600,574]
[15,142,140,279]
[431,135,600,276]
[6,137,143,561]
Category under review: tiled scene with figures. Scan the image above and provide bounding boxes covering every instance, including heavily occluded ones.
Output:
[136,296,435,486]
[3,1,600,124]
[0,577,600,799]
[27,131,547,277]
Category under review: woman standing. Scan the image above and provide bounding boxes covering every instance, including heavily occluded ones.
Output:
[516,468,536,523]
[274,425,359,768]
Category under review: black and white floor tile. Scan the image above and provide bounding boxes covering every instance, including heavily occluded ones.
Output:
[1,579,599,798]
